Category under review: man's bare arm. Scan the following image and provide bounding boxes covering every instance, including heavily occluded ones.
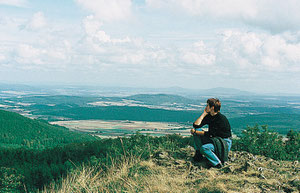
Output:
[191,108,208,136]
[190,128,206,136]
[194,109,208,126]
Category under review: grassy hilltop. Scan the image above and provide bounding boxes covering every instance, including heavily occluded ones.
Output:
[39,126,299,193]
[43,146,300,193]
[42,126,299,193]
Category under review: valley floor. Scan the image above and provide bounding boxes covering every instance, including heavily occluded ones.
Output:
[50,120,191,138]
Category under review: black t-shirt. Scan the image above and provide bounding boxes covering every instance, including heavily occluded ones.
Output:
[193,112,232,138]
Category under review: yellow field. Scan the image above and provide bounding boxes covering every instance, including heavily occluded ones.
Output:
[50,120,191,138]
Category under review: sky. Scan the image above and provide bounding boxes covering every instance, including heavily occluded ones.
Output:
[1,0,300,94]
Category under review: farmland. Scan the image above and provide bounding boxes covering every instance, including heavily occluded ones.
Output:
[50,120,191,138]
[1,85,300,136]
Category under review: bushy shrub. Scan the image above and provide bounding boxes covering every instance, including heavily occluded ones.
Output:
[232,125,299,161]
[285,129,300,160]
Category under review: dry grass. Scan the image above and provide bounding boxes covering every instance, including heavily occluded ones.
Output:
[43,150,300,193]
[43,157,197,193]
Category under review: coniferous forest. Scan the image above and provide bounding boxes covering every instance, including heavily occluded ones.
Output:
[0,110,97,149]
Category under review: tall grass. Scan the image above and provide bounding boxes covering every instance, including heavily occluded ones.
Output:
[42,155,201,193]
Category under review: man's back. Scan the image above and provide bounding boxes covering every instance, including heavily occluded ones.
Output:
[205,113,232,138]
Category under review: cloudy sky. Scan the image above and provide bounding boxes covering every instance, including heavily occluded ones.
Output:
[1,0,300,94]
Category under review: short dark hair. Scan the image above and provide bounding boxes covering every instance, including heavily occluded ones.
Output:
[207,98,221,112]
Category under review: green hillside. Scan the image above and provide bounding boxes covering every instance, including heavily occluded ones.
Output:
[0,110,96,149]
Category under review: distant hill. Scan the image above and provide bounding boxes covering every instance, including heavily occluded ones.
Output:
[201,87,254,96]
[0,83,257,97]
[125,94,198,105]
[0,110,96,149]
[0,83,37,92]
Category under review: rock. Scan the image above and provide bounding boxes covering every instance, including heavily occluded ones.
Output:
[151,150,173,166]
[158,151,169,159]
[269,160,281,167]
[293,161,299,169]
[243,161,256,172]
[258,167,263,172]
[259,173,266,179]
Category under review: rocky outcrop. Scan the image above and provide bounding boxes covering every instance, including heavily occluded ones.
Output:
[151,146,300,193]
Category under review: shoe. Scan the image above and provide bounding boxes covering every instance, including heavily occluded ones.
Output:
[193,150,204,162]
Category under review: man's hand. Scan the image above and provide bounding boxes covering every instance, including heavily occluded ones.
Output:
[190,128,196,135]
[203,106,209,115]
[193,105,209,132]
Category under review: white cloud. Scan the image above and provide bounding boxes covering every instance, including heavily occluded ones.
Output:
[261,57,281,71]
[1,1,299,91]
[181,52,215,66]
[76,0,132,22]
[0,0,27,7]
[76,16,176,72]
[83,15,103,35]
[219,30,300,73]
[94,30,131,44]
[113,52,145,65]
[12,43,71,70]
[15,44,44,67]
[146,0,170,9]
[146,0,300,32]
[0,43,10,63]
[71,22,300,79]
[0,54,5,62]
[83,15,131,44]
[180,41,216,67]
[146,0,256,16]
[28,12,47,30]
[149,50,167,62]
[17,44,42,59]
[261,34,300,71]
[221,30,262,58]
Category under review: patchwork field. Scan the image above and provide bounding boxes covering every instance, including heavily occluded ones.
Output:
[50,120,192,138]
[2,93,300,135]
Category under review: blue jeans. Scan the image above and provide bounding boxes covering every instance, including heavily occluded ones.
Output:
[193,135,232,166]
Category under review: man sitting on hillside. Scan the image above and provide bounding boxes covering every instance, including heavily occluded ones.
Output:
[190,98,232,168]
